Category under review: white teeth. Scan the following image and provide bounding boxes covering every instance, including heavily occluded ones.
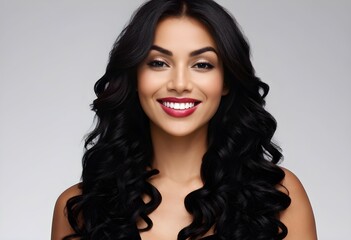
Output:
[162,101,195,110]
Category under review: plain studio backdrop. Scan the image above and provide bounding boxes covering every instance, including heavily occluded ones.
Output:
[0,0,350,239]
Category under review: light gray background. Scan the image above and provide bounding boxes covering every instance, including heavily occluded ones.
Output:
[0,1,350,239]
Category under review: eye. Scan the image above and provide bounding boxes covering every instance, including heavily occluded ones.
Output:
[193,62,214,70]
[147,60,169,68]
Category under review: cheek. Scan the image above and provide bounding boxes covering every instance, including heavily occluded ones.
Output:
[136,76,153,118]
[197,72,224,99]
[137,72,155,102]
[136,70,165,118]
[137,69,167,97]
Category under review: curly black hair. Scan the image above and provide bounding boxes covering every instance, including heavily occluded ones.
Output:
[64,0,291,239]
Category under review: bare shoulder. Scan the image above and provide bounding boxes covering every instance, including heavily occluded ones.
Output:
[279,167,317,240]
[51,183,82,240]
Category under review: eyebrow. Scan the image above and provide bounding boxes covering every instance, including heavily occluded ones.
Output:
[150,45,218,57]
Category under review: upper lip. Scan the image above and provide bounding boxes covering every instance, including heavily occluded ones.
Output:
[157,97,201,103]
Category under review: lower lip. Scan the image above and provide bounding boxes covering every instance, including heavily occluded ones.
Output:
[159,103,198,118]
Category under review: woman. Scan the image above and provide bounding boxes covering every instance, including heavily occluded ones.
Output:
[52,0,317,239]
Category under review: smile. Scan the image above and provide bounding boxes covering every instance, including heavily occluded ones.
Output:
[162,102,195,110]
[157,97,201,117]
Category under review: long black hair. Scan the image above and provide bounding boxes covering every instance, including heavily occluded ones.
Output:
[65,0,291,239]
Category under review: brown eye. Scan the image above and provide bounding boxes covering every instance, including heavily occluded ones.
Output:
[193,62,214,69]
[147,60,169,68]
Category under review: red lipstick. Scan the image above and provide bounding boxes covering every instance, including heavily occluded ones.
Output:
[157,97,201,118]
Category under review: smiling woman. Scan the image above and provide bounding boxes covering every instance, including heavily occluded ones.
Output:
[51,0,316,240]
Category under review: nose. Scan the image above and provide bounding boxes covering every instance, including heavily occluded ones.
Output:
[166,65,193,93]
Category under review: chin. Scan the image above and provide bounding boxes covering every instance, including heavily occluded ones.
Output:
[152,122,208,138]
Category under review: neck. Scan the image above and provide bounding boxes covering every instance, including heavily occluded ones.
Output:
[150,124,208,184]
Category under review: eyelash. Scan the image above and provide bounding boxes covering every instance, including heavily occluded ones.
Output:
[147,60,169,68]
[193,62,214,70]
[147,60,214,70]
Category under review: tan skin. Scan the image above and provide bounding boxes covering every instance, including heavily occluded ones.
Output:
[51,17,317,240]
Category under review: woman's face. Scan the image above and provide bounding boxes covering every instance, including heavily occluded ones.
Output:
[137,17,226,137]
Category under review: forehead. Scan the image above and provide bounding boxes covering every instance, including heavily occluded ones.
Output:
[153,16,217,51]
